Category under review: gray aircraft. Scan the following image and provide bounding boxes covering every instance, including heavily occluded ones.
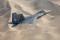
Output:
[9,10,48,27]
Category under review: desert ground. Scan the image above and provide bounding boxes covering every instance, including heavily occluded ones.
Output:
[0,0,60,40]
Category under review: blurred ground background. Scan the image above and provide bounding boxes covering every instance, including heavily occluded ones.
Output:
[0,0,60,40]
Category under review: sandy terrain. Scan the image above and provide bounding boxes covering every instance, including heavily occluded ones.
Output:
[0,0,60,40]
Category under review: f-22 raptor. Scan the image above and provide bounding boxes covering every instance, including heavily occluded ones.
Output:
[9,10,48,27]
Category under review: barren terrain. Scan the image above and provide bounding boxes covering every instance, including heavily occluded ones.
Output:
[0,0,60,40]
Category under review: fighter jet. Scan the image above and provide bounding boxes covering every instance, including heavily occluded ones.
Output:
[9,10,48,27]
